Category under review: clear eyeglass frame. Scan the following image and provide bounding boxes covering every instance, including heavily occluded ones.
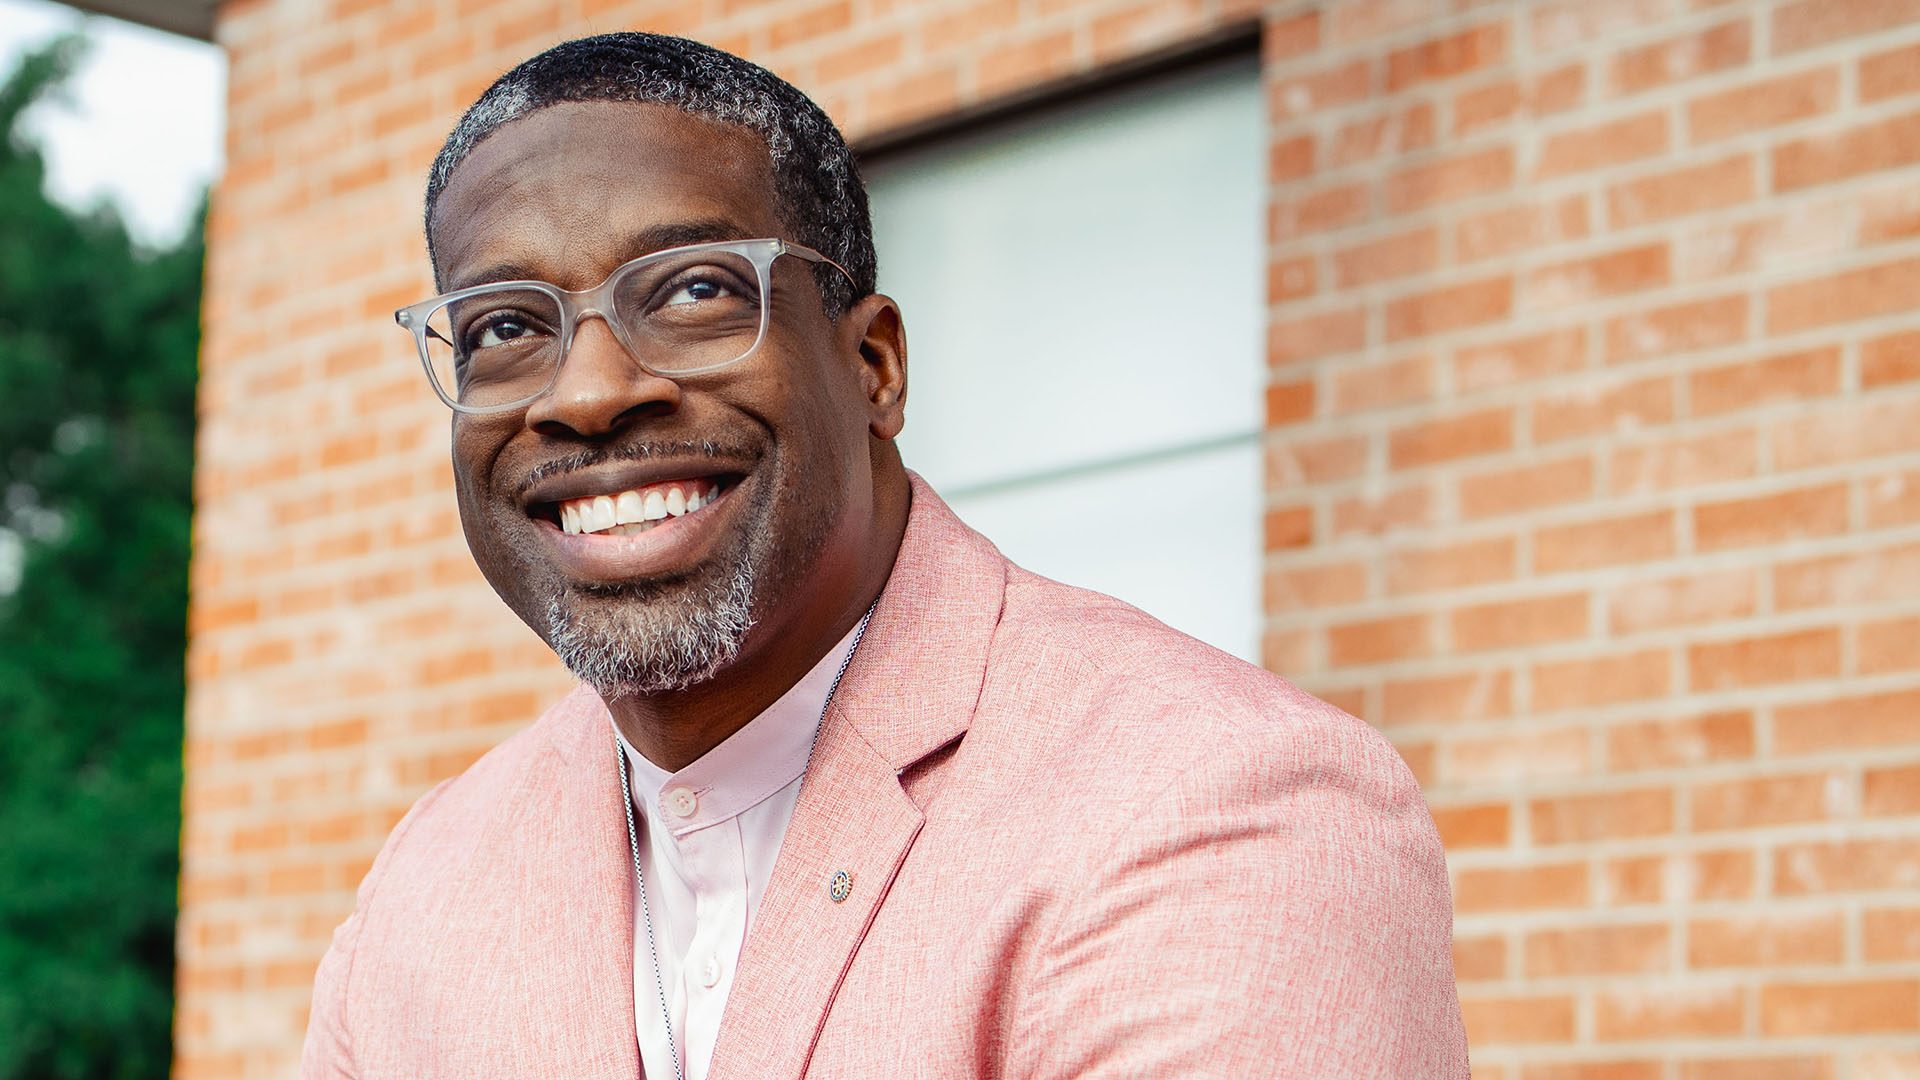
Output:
[393,237,857,415]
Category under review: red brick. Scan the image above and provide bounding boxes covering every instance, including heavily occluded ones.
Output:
[1269,58,1372,120]
[1454,63,1584,136]
[1381,669,1515,727]
[1605,294,1747,365]
[1389,407,1513,468]
[1602,849,1754,905]
[1606,710,1753,770]
[1607,154,1754,227]
[1451,592,1589,653]
[1386,277,1514,342]
[1263,505,1313,549]
[1863,328,1920,388]
[1864,906,1920,960]
[1445,726,1590,785]
[1528,244,1671,307]
[1385,146,1514,214]
[1385,536,1517,595]
[1679,1057,1832,1080]
[1536,111,1668,178]
[1594,986,1745,1040]
[1859,615,1920,673]
[975,30,1075,98]
[1327,613,1433,666]
[1608,568,1758,634]
[1767,257,1920,334]
[1761,980,1920,1035]
[1453,933,1507,981]
[1461,867,1588,920]
[1861,40,1920,102]
[1690,627,1842,690]
[1275,182,1371,239]
[1531,787,1674,844]
[1269,306,1367,365]
[1772,396,1920,471]
[1261,8,1320,62]
[1524,923,1669,976]
[1533,375,1674,444]
[1865,762,1920,816]
[1267,433,1369,485]
[1523,1062,1661,1080]
[1386,22,1507,92]
[1610,18,1751,96]
[1532,0,1669,52]
[1457,454,1596,519]
[1532,647,1671,711]
[1266,134,1315,184]
[1455,327,1588,392]
[1456,194,1589,265]
[1264,561,1369,610]
[1775,836,1920,894]
[1431,801,1511,849]
[1773,0,1920,53]
[1333,227,1439,288]
[1775,542,1920,611]
[1332,353,1432,414]
[1462,993,1576,1045]
[1693,483,1849,551]
[1774,109,1920,192]
[1694,770,1841,831]
[1266,255,1316,307]
[1689,67,1839,143]
[1774,687,1920,755]
[1264,378,1316,424]
[1689,346,1840,417]
[1332,483,1435,537]
[1534,510,1676,573]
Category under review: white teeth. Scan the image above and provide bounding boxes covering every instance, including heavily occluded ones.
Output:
[557,480,723,535]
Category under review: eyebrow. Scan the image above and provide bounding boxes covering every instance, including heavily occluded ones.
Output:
[445,218,754,293]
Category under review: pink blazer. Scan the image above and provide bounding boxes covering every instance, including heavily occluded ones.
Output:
[303,476,1468,1078]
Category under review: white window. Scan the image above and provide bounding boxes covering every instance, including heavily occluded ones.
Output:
[865,58,1265,659]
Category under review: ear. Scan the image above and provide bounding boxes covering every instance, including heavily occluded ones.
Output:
[841,293,908,441]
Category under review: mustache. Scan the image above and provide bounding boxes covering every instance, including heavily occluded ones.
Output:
[513,439,758,499]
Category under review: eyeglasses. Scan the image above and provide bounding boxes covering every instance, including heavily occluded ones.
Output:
[394,238,857,414]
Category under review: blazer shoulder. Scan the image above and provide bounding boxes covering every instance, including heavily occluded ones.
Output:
[994,564,1402,774]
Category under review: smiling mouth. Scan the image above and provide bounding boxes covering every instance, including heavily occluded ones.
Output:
[532,475,737,537]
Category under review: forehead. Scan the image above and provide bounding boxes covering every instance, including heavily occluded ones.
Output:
[430,100,785,290]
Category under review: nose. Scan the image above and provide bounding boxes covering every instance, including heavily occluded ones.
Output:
[524,312,681,438]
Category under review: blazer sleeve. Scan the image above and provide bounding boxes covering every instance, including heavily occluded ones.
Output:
[1011,717,1468,1079]
[301,778,456,1079]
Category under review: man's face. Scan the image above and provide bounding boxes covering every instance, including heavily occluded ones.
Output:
[429,101,882,696]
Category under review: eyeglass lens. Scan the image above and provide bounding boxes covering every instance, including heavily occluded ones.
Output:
[421,248,767,410]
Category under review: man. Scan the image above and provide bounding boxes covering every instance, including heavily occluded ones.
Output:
[303,32,1467,1079]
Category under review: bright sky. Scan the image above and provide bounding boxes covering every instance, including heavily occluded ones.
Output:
[0,0,224,248]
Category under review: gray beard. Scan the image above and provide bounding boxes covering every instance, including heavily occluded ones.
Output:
[544,554,757,699]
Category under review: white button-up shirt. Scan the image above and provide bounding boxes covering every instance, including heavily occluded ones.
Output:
[614,623,861,1080]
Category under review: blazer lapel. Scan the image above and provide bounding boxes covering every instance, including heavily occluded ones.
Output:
[706,475,1008,1079]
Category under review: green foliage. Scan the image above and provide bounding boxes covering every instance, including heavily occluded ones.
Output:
[0,35,202,1079]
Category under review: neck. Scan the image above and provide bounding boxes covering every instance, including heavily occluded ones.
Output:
[608,470,909,772]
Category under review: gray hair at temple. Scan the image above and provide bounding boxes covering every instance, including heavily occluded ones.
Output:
[422,32,876,316]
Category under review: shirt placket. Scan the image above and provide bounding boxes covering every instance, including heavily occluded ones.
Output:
[673,813,747,1079]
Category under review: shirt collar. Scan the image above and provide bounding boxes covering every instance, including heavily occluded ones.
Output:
[613,619,863,838]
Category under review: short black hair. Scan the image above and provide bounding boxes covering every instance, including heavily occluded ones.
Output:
[424,32,875,316]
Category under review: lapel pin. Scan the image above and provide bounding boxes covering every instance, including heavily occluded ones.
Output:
[829,869,854,903]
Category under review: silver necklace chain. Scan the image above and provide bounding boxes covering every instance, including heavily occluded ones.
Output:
[615,599,880,1080]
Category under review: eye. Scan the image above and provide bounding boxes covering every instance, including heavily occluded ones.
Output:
[663,276,735,307]
[463,310,550,350]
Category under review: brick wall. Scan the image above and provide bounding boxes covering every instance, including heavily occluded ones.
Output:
[177,0,1920,1076]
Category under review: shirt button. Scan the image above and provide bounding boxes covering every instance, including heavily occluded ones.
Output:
[700,956,722,988]
[664,787,698,818]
